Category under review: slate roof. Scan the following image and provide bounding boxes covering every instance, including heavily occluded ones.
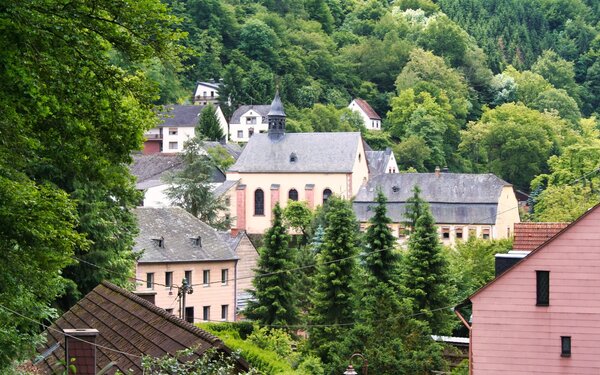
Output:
[130,154,226,190]
[134,207,237,263]
[366,148,396,175]
[353,173,511,224]
[513,222,569,251]
[268,91,285,117]
[159,105,204,127]
[353,98,381,120]
[230,105,270,125]
[35,281,249,374]
[212,179,239,198]
[228,132,362,173]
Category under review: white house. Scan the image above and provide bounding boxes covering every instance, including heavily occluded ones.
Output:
[143,105,229,154]
[228,105,271,142]
[365,148,399,175]
[348,98,382,130]
[193,80,221,105]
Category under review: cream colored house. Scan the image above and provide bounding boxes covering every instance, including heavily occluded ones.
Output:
[353,170,520,245]
[228,105,271,142]
[226,92,370,234]
[134,207,258,322]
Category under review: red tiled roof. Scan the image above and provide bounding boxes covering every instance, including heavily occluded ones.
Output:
[513,222,569,251]
[36,281,250,374]
[354,98,381,120]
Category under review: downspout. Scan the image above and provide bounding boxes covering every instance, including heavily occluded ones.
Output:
[234,258,238,321]
[454,301,472,375]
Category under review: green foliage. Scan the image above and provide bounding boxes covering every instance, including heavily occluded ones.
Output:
[246,203,299,326]
[401,193,454,335]
[531,88,581,126]
[393,135,432,171]
[283,201,314,241]
[164,137,230,229]
[460,103,570,190]
[198,104,225,141]
[207,146,236,171]
[446,238,513,302]
[309,196,359,362]
[363,190,400,284]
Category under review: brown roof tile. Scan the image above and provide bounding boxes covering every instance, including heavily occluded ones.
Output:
[36,281,250,374]
[354,98,381,120]
[513,222,569,251]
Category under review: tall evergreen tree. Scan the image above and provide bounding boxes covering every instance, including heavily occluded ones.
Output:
[197,103,224,141]
[164,136,230,229]
[404,186,428,229]
[245,203,298,326]
[309,196,359,363]
[401,200,454,335]
[363,190,400,284]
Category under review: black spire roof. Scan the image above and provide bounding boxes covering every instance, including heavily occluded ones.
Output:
[268,90,285,117]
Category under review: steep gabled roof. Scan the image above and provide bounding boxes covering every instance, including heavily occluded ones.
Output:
[352,98,381,120]
[366,149,395,175]
[159,105,205,127]
[228,132,362,173]
[196,81,220,91]
[230,105,271,125]
[134,207,237,263]
[465,204,600,303]
[513,222,569,251]
[36,281,249,374]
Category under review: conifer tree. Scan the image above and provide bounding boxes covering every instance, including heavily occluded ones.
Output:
[245,203,298,326]
[404,185,427,229]
[309,196,359,361]
[401,202,454,335]
[363,190,400,284]
[197,103,224,141]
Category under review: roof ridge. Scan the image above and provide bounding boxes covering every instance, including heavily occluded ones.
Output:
[100,281,223,346]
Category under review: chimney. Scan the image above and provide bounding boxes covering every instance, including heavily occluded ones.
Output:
[133,291,157,305]
[495,251,529,276]
[230,228,239,238]
[64,328,99,375]
[434,166,441,177]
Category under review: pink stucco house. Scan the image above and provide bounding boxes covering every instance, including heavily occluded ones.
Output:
[456,204,600,374]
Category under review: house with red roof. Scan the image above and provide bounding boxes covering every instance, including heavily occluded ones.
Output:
[348,98,382,130]
[456,205,600,374]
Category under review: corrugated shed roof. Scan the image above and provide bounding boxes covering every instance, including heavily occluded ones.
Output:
[134,207,237,263]
[36,281,249,374]
[353,98,381,120]
[230,105,270,125]
[228,132,362,173]
[513,222,569,251]
[355,173,510,203]
[159,105,205,127]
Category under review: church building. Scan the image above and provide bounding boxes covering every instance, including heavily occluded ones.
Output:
[226,92,370,234]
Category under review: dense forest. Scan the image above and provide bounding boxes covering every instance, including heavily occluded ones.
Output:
[156,0,600,219]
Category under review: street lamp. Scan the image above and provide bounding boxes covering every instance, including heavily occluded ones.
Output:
[344,353,367,375]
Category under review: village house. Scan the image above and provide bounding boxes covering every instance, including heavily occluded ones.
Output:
[353,169,520,244]
[193,80,221,105]
[226,92,370,234]
[133,207,258,322]
[348,98,382,130]
[228,104,271,142]
[365,147,399,175]
[143,104,229,154]
[456,204,600,374]
[35,281,250,374]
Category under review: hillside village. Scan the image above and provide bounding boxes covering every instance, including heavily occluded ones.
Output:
[2,0,600,374]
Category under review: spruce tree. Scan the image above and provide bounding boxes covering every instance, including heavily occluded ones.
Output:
[309,196,359,362]
[405,185,427,229]
[197,103,224,141]
[245,203,298,326]
[363,190,400,284]
[401,204,454,335]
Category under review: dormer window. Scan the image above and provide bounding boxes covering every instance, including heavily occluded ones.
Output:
[290,152,297,163]
[152,237,164,248]
[191,236,202,247]
[392,186,400,193]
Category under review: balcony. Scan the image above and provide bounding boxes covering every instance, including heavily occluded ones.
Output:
[144,133,162,140]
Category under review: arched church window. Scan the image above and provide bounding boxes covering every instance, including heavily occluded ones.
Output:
[288,189,298,201]
[254,189,264,216]
[323,189,332,204]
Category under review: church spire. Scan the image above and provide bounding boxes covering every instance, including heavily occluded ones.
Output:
[268,90,285,140]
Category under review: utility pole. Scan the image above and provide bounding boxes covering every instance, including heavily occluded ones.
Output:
[178,278,194,321]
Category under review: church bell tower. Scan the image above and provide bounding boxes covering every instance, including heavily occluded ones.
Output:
[268,90,285,140]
